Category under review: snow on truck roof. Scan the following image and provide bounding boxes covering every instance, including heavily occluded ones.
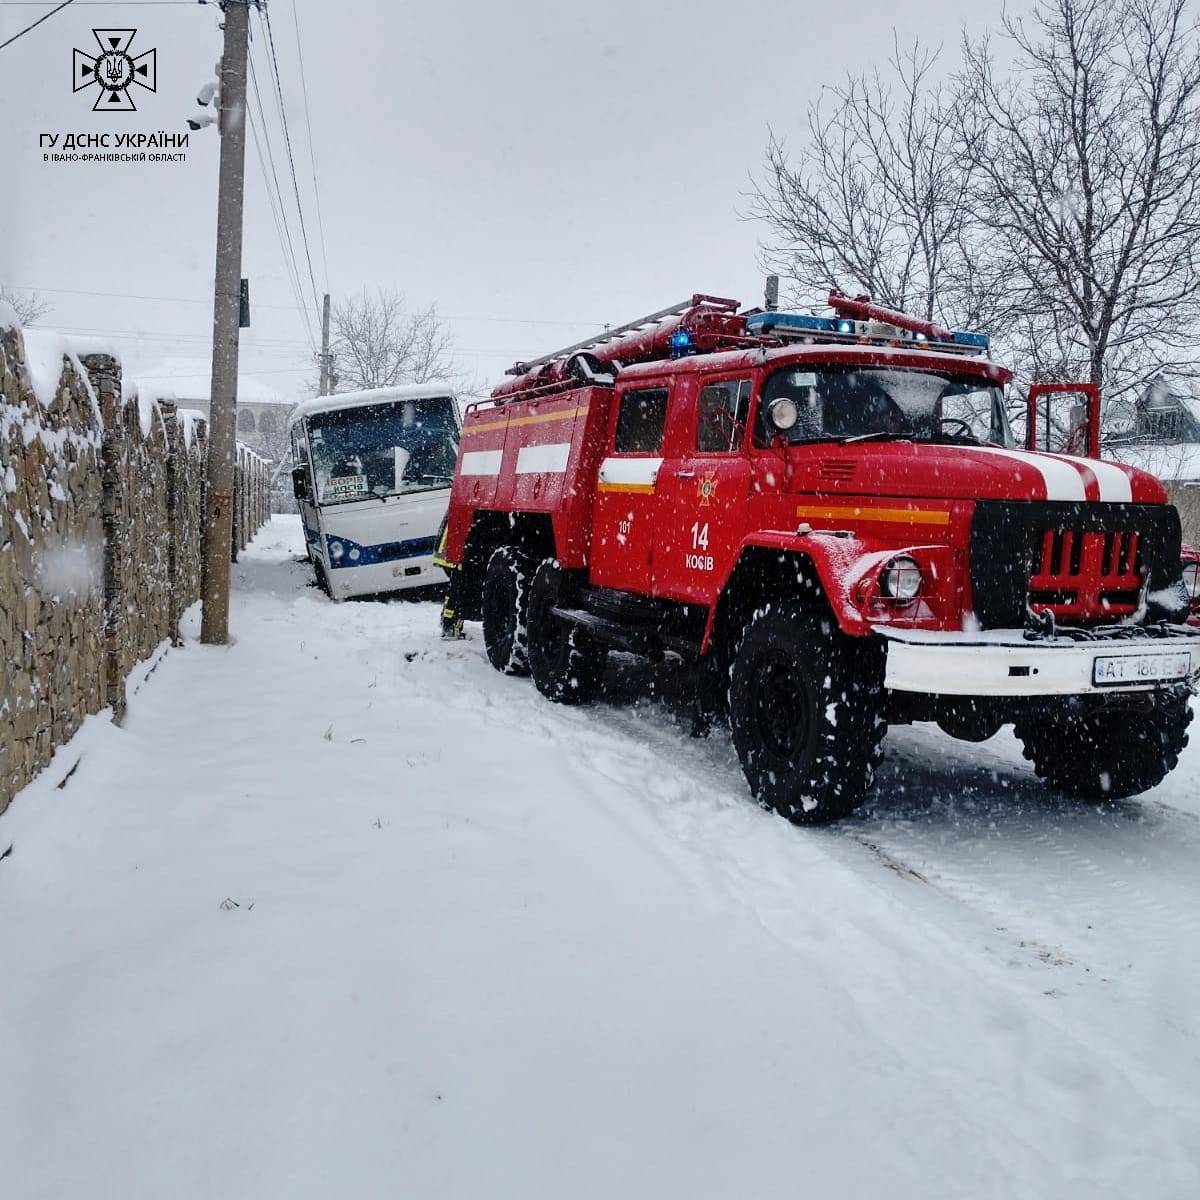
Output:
[610,342,1010,384]
[288,383,459,426]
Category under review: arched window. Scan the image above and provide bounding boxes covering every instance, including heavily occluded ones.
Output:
[237,408,256,433]
[258,409,277,434]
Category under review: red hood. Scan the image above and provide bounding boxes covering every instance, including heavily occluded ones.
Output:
[786,443,1168,505]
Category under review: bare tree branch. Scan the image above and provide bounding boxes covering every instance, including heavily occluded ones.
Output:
[327,289,464,393]
[958,0,1200,400]
[0,287,52,326]
[746,40,999,333]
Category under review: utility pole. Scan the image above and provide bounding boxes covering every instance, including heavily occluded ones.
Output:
[319,292,331,396]
[200,0,253,645]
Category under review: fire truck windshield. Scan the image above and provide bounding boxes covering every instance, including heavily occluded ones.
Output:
[758,365,1014,448]
[307,397,459,505]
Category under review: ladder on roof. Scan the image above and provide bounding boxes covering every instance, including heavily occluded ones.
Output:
[506,294,738,374]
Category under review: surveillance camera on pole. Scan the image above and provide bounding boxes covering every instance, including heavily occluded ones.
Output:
[186,72,220,131]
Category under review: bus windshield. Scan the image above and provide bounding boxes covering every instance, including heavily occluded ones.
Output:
[758,366,1014,448]
[307,397,459,505]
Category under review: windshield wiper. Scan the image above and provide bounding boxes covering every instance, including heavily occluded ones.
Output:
[836,432,914,444]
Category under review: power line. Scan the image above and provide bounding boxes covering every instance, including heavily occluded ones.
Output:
[23,319,564,359]
[0,0,75,52]
[257,3,321,323]
[247,48,317,352]
[3,283,609,327]
[290,0,329,293]
[34,321,313,349]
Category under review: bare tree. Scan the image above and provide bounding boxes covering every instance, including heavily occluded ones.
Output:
[0,287,52,325]
[748,39,996,331]
[959,0,1200,400]
[327,288,462,393]
[255,405,297,467]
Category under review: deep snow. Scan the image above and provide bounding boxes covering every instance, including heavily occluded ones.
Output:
[2,516,1198,1199]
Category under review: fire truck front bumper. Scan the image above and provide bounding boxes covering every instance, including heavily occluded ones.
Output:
[877,626,1200,698]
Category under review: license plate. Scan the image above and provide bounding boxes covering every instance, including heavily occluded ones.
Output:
[1092,651,1192,687]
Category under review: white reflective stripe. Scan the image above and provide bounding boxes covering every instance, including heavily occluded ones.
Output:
[1054,454,1134,503]
[516,442,572,474]
[459,449,502,476]
[957,446,1087,501]
[598,456,663,485]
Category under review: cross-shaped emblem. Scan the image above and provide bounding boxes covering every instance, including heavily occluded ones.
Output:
[73,29,157,112]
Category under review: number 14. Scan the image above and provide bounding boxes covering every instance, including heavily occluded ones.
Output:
[690,521,709,550]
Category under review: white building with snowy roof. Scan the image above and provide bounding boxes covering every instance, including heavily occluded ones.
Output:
[1108,374,1200,543]
[131,358,295,458]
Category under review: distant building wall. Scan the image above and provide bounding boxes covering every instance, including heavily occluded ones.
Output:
[155,395,293,458]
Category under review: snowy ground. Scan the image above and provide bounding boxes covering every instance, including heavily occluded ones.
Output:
[3,516,1198,1199]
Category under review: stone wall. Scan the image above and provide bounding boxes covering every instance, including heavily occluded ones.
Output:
[0,325,105,804]
[1166,483,1200,547]
[0,328,270,814]
[233,443,270,559]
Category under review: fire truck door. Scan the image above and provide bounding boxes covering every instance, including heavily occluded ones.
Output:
[654,377,753,604]
[590,385,670,593]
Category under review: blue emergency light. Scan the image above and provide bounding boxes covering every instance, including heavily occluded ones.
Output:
[744,310,990,352]
[669,328,694,357]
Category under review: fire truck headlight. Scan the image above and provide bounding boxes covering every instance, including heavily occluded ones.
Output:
[768,397,799,432]
[880,554,923,601]
[329,540,345,561]
[1183,562,1200,599]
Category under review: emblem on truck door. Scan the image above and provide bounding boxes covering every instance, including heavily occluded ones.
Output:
[697,471,718,505]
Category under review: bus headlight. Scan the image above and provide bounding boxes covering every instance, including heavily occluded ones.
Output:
[329,540,344,560]
[880,554,923,601]
[348,547,361,562]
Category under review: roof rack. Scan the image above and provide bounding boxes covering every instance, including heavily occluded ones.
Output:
[506,294,739,375]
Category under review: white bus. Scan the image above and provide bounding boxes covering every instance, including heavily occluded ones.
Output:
[288,384,460,600]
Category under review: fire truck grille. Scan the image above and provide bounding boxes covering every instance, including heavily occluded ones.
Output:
[969,502,1182,629]
[1028,528,1142,619]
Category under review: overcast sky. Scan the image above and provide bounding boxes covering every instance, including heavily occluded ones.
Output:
[2,0,1012,399]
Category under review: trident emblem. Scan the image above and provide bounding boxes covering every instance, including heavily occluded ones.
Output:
[73,29,157,112]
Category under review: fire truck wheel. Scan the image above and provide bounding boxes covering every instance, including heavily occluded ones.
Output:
[1014,695,1192,801]
[728,603,886,825]
[482,546,532,676]
[527,559,607,705]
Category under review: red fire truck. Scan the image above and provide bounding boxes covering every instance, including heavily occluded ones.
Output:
[439,292,1200,823]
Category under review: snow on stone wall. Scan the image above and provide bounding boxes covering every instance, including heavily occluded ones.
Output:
[1166,483,1200,547]
[0,324,105,806]
[0,327,269,813]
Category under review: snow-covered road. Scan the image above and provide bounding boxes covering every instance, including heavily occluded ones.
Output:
[3,516,1198,1199]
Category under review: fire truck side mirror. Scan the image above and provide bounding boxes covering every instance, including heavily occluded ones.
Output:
[1026,383,1101,458]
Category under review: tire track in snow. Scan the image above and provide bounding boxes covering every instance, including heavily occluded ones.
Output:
[386,628,1200,1191]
